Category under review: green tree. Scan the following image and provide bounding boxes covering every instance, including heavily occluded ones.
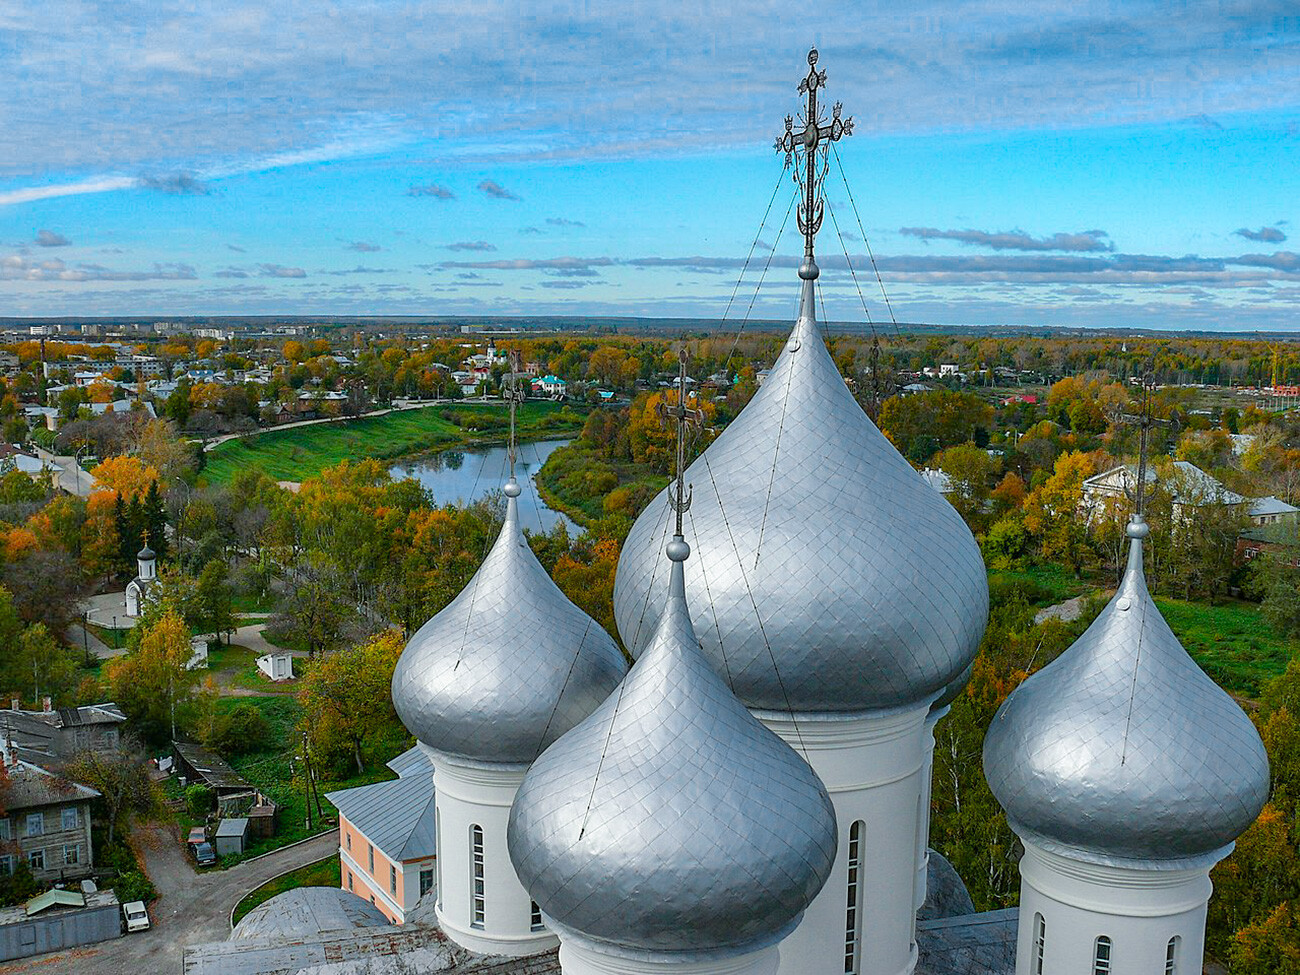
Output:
[194,560,236,643]
[934,442,999,526]
[299,631,405,775]
[65,743,153,845]
[143,480,168,560]
[878,390,993,464]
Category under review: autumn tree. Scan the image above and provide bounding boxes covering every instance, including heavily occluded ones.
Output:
[91,455,159,500]
[298,630,405,775]
[878,390,993,466]
[106,609,206,745]
[1022,450,1094,577]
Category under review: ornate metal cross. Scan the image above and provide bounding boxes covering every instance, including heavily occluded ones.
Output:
[658,347,704,536]
[505,350,528,479]
[1110,369,1177,517]
[775,48,854,267]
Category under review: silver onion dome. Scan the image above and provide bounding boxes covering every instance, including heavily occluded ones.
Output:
[612,276,988,712]
[508,536,837,956]
[983,516,1269,864]
[391,478,627,766]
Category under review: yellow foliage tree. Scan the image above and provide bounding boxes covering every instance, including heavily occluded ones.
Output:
[90,456,160,499]
[1022,450,1095,577]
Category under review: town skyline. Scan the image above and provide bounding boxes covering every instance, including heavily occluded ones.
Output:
[1,3,1298,331]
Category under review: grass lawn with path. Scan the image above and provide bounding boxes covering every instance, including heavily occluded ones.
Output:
[232,855,342,925]
[202,401,585,486]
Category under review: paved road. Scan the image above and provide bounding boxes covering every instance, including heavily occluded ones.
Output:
[0,826,339,975]
[31,448,98,498]
[64,623,118,661]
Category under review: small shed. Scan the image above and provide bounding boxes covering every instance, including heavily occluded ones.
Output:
[186,637,209,671]
[213,817,249,857]
[256,652,294,682]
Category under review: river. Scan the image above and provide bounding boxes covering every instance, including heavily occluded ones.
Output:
[390,439,577,534]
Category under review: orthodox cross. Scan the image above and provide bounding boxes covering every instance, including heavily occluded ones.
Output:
[505,350,528,480]
[1111,369,1177,517]
[775,48,854,266]
[658,347,704,536]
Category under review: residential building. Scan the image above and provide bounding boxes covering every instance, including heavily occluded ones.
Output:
[1247,495,1300,526]
[325,747,436,924]
[0,749,99,884]
[0,701,126,762]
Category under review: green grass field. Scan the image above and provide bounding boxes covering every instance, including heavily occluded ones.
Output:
[231,855,342,925]
[1156,597,1293,697]
[201,402,585,486]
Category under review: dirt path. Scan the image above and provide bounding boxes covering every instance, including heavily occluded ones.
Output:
[0,826,338,975]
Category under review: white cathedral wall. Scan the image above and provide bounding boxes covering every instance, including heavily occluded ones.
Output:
[557,933,780,975]
[425,749,558,957]
[759,706,930,975]
[1014,838,1214,975]
[914,706,946,919]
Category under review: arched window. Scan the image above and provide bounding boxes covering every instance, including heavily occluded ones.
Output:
[1165,935,1180,974]
[470,825,485,929]
[844,821,864,974]
[1033,914,1045,975]
[1093,935,1112,975]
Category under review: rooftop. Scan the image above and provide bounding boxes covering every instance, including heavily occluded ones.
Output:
[325,747,435,863]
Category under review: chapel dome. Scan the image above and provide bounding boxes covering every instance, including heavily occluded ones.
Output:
[391,479,627,765]
[983,516,1269,863]
[612,278,988,712]
[508,536,837,956]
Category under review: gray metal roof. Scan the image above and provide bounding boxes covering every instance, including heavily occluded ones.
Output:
[215,817,249,838]
[325,764,436,863]
[612,277,988,712]
[984,516,1270,864]
[915,910,1017,975]
[386,744,431,778]
[391,482,627,765]
[231,887,391,942]
[508,544,837,956]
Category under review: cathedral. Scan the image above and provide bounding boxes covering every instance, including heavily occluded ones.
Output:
[186,50,1268,975]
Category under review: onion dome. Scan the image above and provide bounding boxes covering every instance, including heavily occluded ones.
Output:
[138,545,155,560]
[391,478,627,765]
[983,516,1269,864]
[508,534,837,956]
[930,663,973,716]
[612,277,988,712]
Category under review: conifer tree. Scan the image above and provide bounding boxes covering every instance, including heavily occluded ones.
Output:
[144,480,168,560]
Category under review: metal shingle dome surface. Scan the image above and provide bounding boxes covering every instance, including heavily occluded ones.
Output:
[508,539,838,956]
[612,278,988,712]
[391,480,627,765]
[983,517,1269,864]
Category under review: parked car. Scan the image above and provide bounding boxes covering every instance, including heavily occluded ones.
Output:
[122,901,151,932]
[186,826,207,847]
[192,841,217,867]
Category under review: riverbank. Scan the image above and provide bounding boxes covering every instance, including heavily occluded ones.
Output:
[200,402,586,486]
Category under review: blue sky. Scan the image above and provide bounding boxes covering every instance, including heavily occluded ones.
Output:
[1,1,1299,331]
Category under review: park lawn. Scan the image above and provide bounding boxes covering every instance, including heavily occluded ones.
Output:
[205,644,298,695]
[1155,597,1293,697]
[201,402,585,486]
[232,856,342,926]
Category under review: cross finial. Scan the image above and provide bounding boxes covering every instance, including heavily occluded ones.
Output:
[505,350,526,480]
[658,346,704,537]
[1108,360,1177,518]
[774,47,853,273]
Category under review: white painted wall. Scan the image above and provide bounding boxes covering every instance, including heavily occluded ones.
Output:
[427,747,557,957]
[759,706,930,975]
[1014,838,1217,975]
